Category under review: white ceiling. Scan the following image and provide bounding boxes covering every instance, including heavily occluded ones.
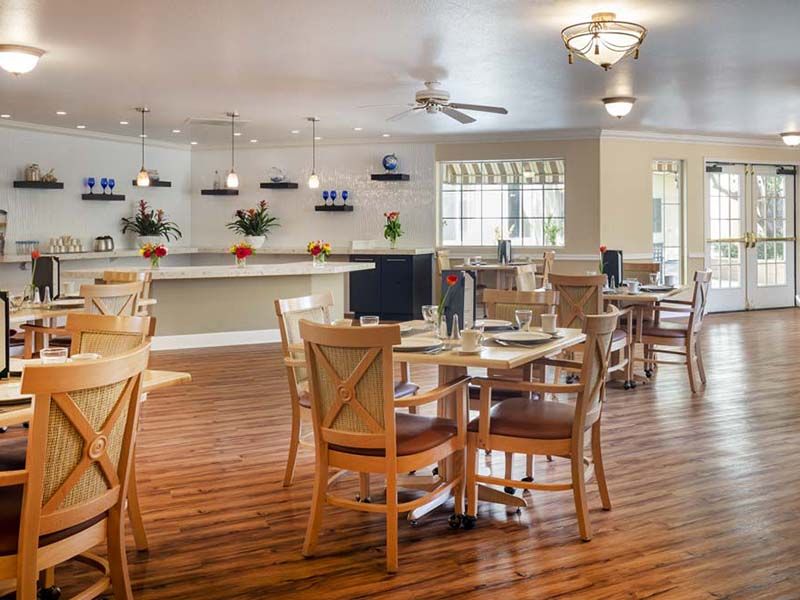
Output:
[0,0,799,145]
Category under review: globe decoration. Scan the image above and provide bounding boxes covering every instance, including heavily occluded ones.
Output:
[382,153,399,172]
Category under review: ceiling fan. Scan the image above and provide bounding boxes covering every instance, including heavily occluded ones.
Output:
[386,81,508,124]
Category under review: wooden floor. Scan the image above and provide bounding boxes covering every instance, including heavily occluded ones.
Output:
[33,310,800,598]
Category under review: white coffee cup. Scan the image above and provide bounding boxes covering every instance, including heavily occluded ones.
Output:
[62,281,78,297]
[460,328,482,352]
[626,279,641,294]
[541,313,558,334]
[664,274,677,287]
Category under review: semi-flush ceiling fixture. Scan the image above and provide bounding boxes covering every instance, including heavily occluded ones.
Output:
[0,44,45,74]
[135,107,151,187]
[603,96,636,118]
[307,117,320,189]
[561,12,646,71]
[780,132,800,147]
[226,111,239,189]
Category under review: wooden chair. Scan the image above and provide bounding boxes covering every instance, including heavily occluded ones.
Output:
[435,249,451,273]
[514,264,538,292]
[548,273,634,389]
[639,270,712,394]
[623,261,660,284]
[0,344,150,598]
[299,320,470,572]
[102,270,154,317]
[465,306,619,539]
[274,292,419,488]
[22,281,143,358]
[541,250,556,288]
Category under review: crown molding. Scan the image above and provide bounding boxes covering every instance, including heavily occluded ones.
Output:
[600,128,789,149]
[0,119,189,151]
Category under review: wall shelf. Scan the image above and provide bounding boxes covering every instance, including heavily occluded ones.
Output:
[82,193,125,201]
[371,173,410,181]
[132,180,172,187]
[201,189,239,196]
[260,182,299,189]
[315,205,353,212]
[13,181,64,189]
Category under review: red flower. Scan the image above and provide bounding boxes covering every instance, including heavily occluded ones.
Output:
[311,246,321,256]
[142,248,152,258]
[31,249,41,260]
[235,247,252,259]
[446,274,458,287]
[154,246,167,258]
[599,245,607,254]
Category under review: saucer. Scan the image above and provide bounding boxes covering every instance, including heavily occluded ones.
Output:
[454,346,482,355]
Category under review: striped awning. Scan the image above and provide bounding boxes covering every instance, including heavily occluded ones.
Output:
[441,159,565,185]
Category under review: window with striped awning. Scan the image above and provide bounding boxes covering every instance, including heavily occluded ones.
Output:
[441,159,565,185]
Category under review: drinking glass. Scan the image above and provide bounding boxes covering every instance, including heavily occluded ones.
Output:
[421,304,438,331]
[87,177,96,194]
[108,178,116,194]
[330,190,337,204]
[360,315,379,327]
[514,309,533,332]
[100,177,108,194]
[322,190,329,202]
[342,190,349,203]
[649,273,659,285]
[40,347,68,364]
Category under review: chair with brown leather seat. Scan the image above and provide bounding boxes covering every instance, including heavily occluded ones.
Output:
[299,320,469,572]
[639,270,712,394]
[0,344,149,598]
[465,306,619,539]
[275,292,419,488]
[549,273,634,389]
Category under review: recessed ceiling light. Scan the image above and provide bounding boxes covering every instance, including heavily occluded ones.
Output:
[314,136,322,140]
[0,114,10,119]
[171,129,181,133]
[190,141,198,145]
[353,127,363,131]
[382,133,391,138]
[119,120,129,125]
[56,111,67,116]
[250,139,258,143]
[602,96,636,118]
[290,129,300,134]
[76,125,86,129]
[233,132,242,137]
[780,132,800,147]
[0,44,45,74]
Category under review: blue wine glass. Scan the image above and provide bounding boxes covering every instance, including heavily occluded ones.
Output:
[100,177,108,194]
[87,177,95,194]
[330,190,337,203]
[322,190,329,201]
[108,178,116,194]
[341,190,349,203]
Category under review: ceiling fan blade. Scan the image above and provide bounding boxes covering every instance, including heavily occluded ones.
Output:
[358,102,413,109]
[387,106,421,122]
[441,107,476,124]
[448,102,508,115]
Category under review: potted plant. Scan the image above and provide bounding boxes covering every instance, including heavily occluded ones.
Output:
[226,200,279,249]
[307,240,332,267]
[121,200,182,247]
[383,211,403,248]
[230,241,254,267]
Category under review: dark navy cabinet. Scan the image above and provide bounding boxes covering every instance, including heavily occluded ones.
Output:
[349,253,432,321]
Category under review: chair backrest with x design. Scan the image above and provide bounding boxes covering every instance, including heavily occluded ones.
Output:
[688,269,713,334]
[514,264,538,292]
[103,270,153,316]
[300,320,400,456]
[80,282,142,317]
[541,251,556,287]
[573,306,618,435]
[16,344,149,548]
[66,313,153,357]
[548,273,606,330]
[484,289,559,326]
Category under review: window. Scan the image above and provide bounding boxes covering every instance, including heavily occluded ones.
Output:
[439,159,565,247]
[652,160,684,284]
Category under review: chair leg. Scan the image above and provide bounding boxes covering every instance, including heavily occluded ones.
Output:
[591,423,611,511]
[686,340,698,394]
[504,452,513,480]
[127,458,149,551]
[386,472,399,573]
[107,505,134,600]
[695,340,707,384]
[524,454,534,481]
[466,444,478,521]
[23,329,34,360]
[453,448,465,518]
[358,472,371,502]
[283,404,302,487]
[302,450,329,557]
[571,451,592,541]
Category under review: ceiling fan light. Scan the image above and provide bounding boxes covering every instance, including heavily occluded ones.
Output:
[562,13,646,70]
[780,132,800,147]
[0,44,45,74]
[226,169,239,189]
[308,172,320,189]
[137,168,150,187]
[603,96,636,118]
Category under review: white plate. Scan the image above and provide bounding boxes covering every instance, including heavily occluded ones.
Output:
[399,323,413,334]
[393,337,443,352]
[493,331,553,345]
[475,319,513,330]
[49,298,84,307]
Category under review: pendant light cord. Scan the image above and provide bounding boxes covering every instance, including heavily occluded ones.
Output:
[312,119,316,172]
[231,113,235,171]
[141,109,145,169]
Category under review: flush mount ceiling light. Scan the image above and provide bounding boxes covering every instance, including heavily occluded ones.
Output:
[603,96,636,118]
[0,44,45,74]
[562,12,646,71]
[307,117,320,189]
[226,111,240,189]
[135,107,151,187]
[780,132,800,147]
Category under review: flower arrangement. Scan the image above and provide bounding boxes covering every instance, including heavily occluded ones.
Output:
[383,211,403,248]
[307,240,332,267]
[599,244,607,274]
[28,249,41,301]
[139,242,168,269]
[438,273,459,319]
[230,242,254,267]
[121,200,182,241]
[226,200,279,243]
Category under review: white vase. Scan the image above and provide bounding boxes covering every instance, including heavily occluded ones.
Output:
[244,235,266,249]
[137,235,163,248]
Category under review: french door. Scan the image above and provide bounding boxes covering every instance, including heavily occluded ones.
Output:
[705,163,796,312]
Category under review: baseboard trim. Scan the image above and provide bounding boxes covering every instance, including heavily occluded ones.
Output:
[152,329,281,351]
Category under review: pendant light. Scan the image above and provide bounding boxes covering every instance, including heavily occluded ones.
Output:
[135,107,150,187]
[561,13,647,71]
[780,132,800,147]
[307,117,320,189]
[226,111,239,189]
[0,44,45,74]
[603,96,636,118]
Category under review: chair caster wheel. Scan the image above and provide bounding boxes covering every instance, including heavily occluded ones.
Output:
[521,476,533,483]
[38,586,62,600]
[23,422,29,429]
[623,381,632,390]
[462,515,477,530]
[503,486,516,495]
[515,508,522,515]
[448,514,463,529]
[0,427,7,433]
[409,519,419,528]
[432,467,439,476]
[645,369,653,378]
[354,495,371,503]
